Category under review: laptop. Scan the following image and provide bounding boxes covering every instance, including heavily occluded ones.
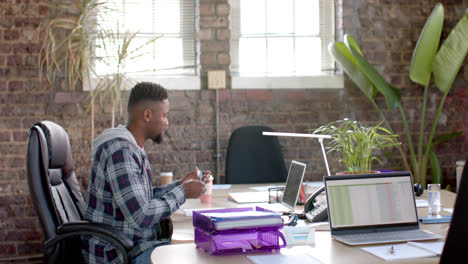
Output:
[259,160,307,213]
[324,171,443,245]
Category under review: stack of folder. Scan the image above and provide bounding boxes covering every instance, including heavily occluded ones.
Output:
[192,207,286,255]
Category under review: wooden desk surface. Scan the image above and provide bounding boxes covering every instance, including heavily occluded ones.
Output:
[152,185,456,264]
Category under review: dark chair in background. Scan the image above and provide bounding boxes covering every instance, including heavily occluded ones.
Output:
[440,155,468,263]
[26,121,172,264]
[225,126,288,184]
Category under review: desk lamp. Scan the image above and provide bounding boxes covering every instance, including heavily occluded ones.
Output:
[262,132,332,176]
[263,132,332,225]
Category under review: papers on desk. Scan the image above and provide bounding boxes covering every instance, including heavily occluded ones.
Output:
[193,208,284,232]
[200,210,283,231]
[408,241,445,255]
[184,207,223,217]
[212,184,232,190]
[228,191,270,203]
[249,185,284,191]
[247,254,324,264]
[443,208,454,214]
[361,241,444,261]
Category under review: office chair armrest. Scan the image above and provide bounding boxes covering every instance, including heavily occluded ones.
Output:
[58,221,134,249]
[45,221,134,264]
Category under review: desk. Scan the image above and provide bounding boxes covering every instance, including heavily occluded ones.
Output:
[151,185,456,264]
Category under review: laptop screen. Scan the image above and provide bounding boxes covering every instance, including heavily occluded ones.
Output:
[325,172,418,230]
[281,160,307,211]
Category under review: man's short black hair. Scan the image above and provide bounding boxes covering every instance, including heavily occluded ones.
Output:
[128,82,168,110]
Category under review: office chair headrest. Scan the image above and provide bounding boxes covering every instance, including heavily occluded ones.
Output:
[35,121,74,172]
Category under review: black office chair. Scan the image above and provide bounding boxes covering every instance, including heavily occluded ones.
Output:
[440,155,468,263]
[225,126,288,184]
[26,121,172,264]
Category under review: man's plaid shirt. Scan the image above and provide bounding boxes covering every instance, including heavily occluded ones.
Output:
[82,137,186,263]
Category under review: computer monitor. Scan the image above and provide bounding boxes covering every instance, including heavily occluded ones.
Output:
[281,160,307,212]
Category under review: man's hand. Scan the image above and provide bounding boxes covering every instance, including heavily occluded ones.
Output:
[180,167,212,185]
[181,180,205,199]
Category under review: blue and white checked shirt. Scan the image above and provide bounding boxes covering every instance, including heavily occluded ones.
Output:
[82,126,186,263]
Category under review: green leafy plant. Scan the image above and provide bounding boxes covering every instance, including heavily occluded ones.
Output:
[328,3,467,185]
[313,118,400,175]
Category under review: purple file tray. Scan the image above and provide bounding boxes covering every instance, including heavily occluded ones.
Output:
[192,207,286,255]
[195,227,286,255]
[192,207,284,234]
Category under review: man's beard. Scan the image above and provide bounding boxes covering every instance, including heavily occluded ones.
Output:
[152,134,163,144]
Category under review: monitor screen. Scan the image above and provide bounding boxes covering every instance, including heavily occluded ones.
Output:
[281,161,307,211]
[325,174,418,229]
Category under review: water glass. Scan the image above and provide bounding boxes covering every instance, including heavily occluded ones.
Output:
[427,184,441,216]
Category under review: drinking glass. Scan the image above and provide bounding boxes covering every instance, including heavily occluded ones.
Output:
[427,184,441,216]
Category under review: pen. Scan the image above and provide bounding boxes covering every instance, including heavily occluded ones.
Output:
[388,245,395,255]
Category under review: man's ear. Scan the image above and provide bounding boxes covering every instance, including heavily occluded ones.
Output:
[143,108,152,122]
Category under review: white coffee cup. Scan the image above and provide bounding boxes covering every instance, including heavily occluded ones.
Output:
[160,172,173,185]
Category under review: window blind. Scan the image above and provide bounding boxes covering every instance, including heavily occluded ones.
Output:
[94,0,196,77]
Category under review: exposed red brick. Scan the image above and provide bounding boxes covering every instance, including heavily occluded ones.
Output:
[23,231,41,241]
[7,55,22,66]
[13,43,41,54]
[218,90,230,102]
[13,131,28,142]
[8,80,23,92]
[0,81,6,91]
[199,16,229,28]
[0,244,17,255]
[0,131,10,142]
[0,44,11,53]
[216,3,230,16]
[216,28,230,40]
[246,90,274,101]
[54,92,83,104]
[199,3,214,16]
[198,28,213,40]
[200,53,216,66]
[280,90,305,101]
[217,53,230,65]
[4,30,20,41]
[200,40,229,53]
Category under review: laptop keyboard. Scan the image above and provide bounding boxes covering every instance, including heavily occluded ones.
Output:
[338,229,441,244]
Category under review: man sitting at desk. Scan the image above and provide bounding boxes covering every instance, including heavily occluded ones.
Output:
[82,82,208,264]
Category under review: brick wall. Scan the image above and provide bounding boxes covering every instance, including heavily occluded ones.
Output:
[0,0,467,261]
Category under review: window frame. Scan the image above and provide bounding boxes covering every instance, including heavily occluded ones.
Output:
[229,0,342,89]
[86,0,200,91]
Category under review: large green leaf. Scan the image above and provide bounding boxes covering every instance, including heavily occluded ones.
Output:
[431,131,464,147]
[409,3,444,86]
[344,35,401,109]
[328,42,376,99]
[433,9,468,94]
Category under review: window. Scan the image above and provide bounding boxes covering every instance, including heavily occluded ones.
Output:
[93,0,198,89]
[230,0,341,88]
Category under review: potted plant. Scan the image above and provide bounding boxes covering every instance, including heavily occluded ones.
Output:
[312,118,400,175]
[328,3,467,185]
